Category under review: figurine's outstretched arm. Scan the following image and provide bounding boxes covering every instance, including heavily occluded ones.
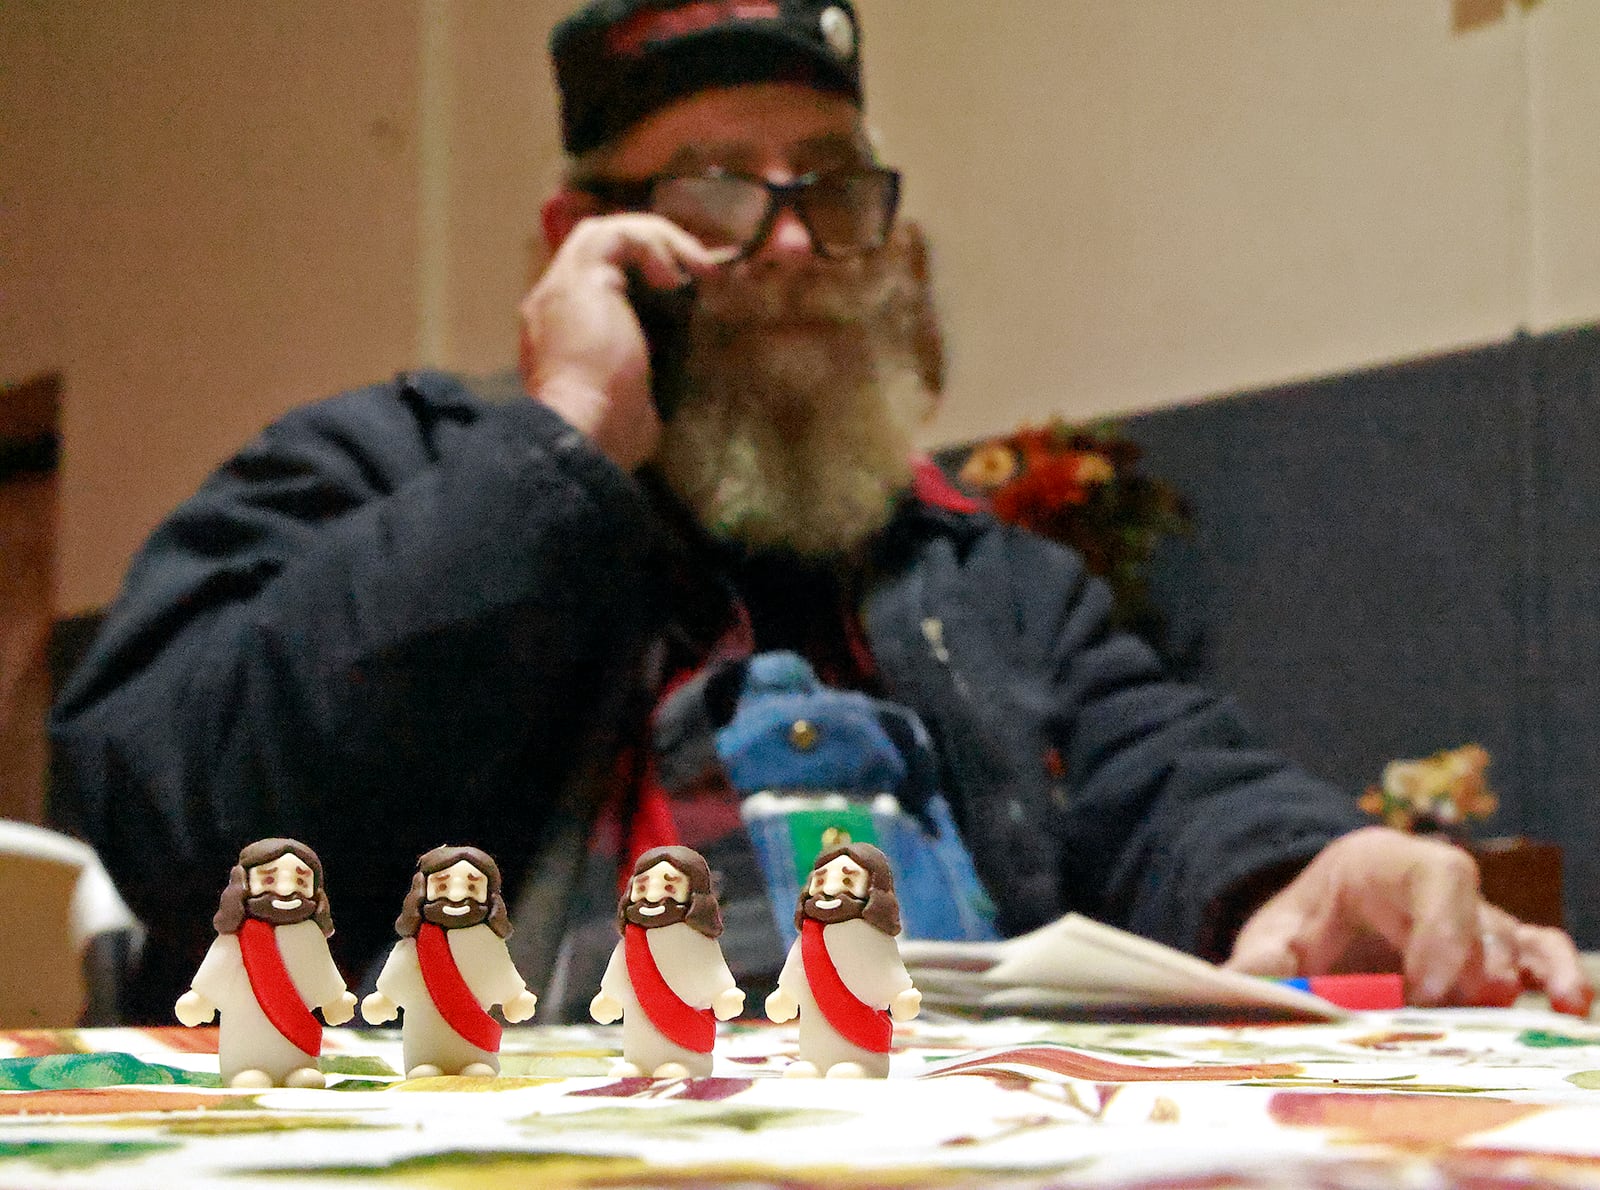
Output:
[591,940,626,1023]
[323,989,358,1026]
[764,987,798,1023]
[713,985,746,1020]
[767,940,802,1022]
[590,990,623,1023]
[361,991,398,1024]
[174,989,216,1027]
[503,989,538,1023]
[890,986,922,1021]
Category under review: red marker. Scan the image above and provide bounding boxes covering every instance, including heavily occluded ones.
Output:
[1279,973,1405,1010]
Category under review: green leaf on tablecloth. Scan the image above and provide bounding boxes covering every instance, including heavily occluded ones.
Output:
[497,1053,616,1077]
[1239,1078,1507,1092]
[324,1078,396,1092]
[514,1103,852,1137]
[160,1114,401,1136]
[0,1139,178,1171]
[318,1054,400,1076]
[1518,1029,1600,1049]
[1565,1070,1600,1089]
[243,1150,647,1182]
[266,1148,1082,1187]
[390,1075,562,1093]
[0,1052,220,1090]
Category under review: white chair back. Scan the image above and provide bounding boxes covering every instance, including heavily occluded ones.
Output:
[0,821,139,1027]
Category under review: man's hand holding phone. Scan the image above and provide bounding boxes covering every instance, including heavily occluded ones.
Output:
[519,213,722,471]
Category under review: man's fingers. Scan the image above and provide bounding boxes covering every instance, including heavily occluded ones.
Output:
[1226,828,1592,1014]
[616,237,695,291]
[1456,924,1522,1008]
[1395,842,1481,1004]
[566,213,726,286]
[1513,922,1594,1017]
[520,209,733,469]
[1224,877,1345,977]
[1230,912,1319,978]
[1223,913,1302,978]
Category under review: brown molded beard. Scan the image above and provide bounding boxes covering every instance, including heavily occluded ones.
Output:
[802,891,868,926]
[245,892,318,927]
[422,898,490,930]
[655,237,936,558]
[624,898,691,929]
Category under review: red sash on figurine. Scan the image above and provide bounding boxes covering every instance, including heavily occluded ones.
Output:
[417,923,502,1053]
[624,924,715,1053]
[800,918,893,1053]
[238,918,323,1056]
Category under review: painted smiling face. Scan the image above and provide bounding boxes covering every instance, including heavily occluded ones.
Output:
[421,859,491,930]
[392,845,511,939]
[793,842,901,936]
[245,852,319,926]
[801,853,870,925]
[624,859,693,930]
[614,846,725,939]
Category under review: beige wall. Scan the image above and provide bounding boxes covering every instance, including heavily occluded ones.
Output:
[3,1,1596,611]
[3,1,426,611]
[860,0,1600,444]
[1528,0,1600,332]
[422,0,566,373]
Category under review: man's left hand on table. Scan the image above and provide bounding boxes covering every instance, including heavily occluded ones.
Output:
[1224,826,1595,1017]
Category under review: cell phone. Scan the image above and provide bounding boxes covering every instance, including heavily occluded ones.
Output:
[624,269,696,420]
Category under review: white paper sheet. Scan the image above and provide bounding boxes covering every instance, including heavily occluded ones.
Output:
[899,913,1344,1019]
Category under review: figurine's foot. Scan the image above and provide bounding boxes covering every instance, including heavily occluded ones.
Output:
[405,1064,444,1080]
[284,1066,326,1089]
[824,1062,867,1079]
[459,1062,496,1078]
[650,1062,690,1080]
[609,1060,643,1078]
[783,1060,821,1079]
[229,1069,273,1089]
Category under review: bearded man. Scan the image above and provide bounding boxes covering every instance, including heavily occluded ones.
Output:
[175,838,357,1088]
[591,845,744,1078]
[57,0,1590,1026]
[361,846,537,1079]
[766,843,918,1078]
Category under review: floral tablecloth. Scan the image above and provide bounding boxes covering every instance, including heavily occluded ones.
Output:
[6,1008,1600,1188]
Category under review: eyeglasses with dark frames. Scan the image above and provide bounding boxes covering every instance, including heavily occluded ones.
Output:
[576,166,902,262]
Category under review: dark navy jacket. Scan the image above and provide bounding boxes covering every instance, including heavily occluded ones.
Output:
[51,371,1367,1020]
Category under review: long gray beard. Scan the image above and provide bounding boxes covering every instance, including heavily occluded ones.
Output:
[654,251,935,557]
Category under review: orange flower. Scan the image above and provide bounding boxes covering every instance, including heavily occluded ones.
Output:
[1364,743,1498,833]
[1074,452,1115,486]
[958,442,1019,491]
[949,418,1190,636]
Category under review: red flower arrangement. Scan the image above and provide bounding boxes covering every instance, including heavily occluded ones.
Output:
[954,419,1192,634]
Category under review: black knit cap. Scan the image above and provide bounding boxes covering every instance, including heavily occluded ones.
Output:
[551,0,863,156]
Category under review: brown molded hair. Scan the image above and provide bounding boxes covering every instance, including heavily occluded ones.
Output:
[394,845,511,939]
[616,845,723,939]
[794,842,901,936]
[212,837,334,937]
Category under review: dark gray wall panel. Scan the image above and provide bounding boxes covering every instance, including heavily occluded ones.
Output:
[1122,341,1575,932]
[1527,325,1600,947]
[945,325,1600,946]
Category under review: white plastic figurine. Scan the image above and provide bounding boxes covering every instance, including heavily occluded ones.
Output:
[590,845,745,1078]
[175,838,358,1088]
[765,842,920,1078]
[360,845,537,1078]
